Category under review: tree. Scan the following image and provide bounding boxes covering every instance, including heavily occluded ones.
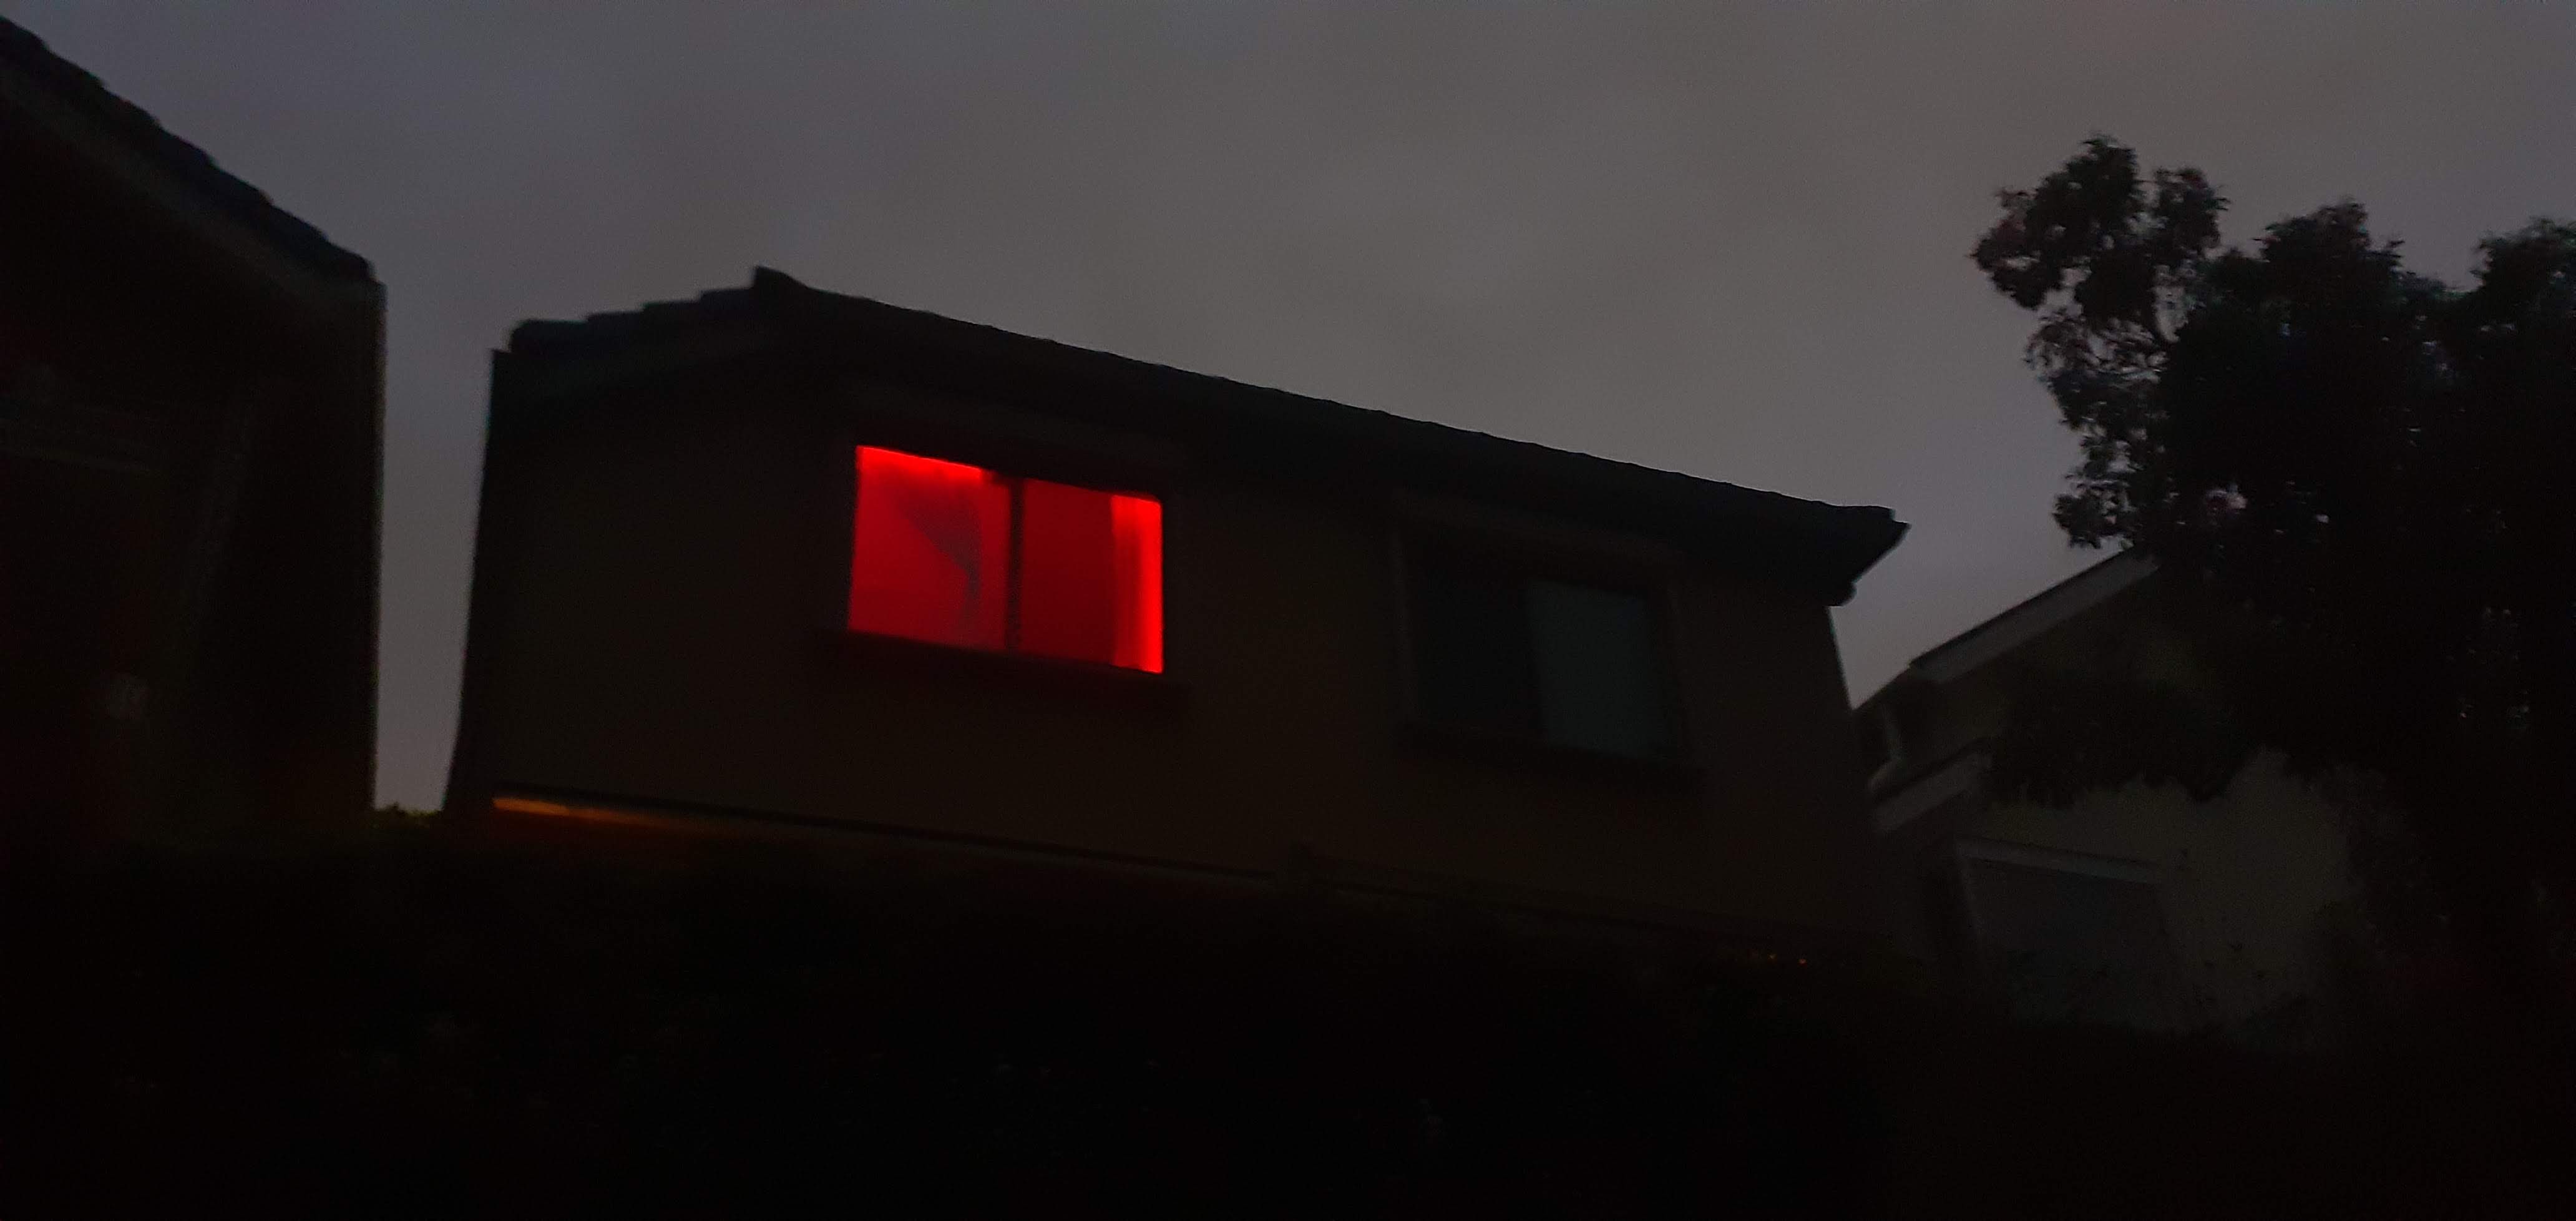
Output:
[1972,137,2576,1014]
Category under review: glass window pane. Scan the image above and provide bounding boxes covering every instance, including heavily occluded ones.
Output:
[1018,478,1116,664]
[1110,493,1163,672]
[1018,478,1163,672]
[849,446,1009,650]
[1527,579,1670,757]
[1964,860,2183,1031]
[1409,551,1539,737]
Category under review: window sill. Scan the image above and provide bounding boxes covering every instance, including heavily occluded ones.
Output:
[813,629,1186,713]
[1398,720,1703,792]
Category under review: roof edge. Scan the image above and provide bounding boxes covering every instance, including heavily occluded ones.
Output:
[0,14,375,287]
[504,267,1908,599]
[1856,549,2155,711]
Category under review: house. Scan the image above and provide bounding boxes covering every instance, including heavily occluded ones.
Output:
[1860,552,2366,1048]
[446,268,1908,961]
[0,17,382,843]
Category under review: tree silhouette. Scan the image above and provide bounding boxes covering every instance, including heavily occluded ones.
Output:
[1972,136,2576,1014]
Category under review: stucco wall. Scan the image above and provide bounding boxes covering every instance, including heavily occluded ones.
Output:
[1871,574,2363,1040]
[1968,756,2357,1035]
[457,364,1890,943]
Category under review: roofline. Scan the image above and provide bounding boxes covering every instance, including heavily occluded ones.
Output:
[500,267,1908,603]
[1856,549,2155,710]
[0,15,376,297]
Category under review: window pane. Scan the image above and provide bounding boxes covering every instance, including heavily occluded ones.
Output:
[1856,710,1892,777]
[1528,579,1670,757]
[1110,493,1163,672]
[1018,479,1114,664]
[1018,478,1163,672]
[849,446,1009,650]
[1409,552,1539,737]
[1964,859,2183,1030]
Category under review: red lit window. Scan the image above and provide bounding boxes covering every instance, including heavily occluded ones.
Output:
[849,446,1163,672]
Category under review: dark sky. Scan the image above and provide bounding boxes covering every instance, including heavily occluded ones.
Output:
[13,2,2571,809]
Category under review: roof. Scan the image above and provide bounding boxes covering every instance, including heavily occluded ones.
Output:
[1857,549,2155,710]
[502,268,1909,603]
[0,14,373,283]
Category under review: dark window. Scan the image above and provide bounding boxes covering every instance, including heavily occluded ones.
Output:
[1407,546,1676,758]
[1890,691,1930,758]
[1856,709,1892,777]
[1961,857,2183,1030]
[849,446,1162,672]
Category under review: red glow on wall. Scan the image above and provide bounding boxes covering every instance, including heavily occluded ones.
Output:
[849,446,1163,672]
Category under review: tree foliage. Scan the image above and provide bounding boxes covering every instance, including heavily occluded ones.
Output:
[1984,662,2250,807]
[1973,137,2576,1005]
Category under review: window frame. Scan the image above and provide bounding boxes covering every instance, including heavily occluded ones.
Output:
[1388,506,1696,780]
[1947,838,2185,1027]
[817,418,1178,689]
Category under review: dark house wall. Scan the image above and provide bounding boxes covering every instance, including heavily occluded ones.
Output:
[1,23,382,838]
[453,343,1891,948]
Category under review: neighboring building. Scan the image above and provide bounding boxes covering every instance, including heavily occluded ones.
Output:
[447,268,1908,959]
[1860,553,2364,1049]
[0,17,383,841]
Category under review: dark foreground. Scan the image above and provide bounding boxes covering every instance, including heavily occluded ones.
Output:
[6,813,2568,1218]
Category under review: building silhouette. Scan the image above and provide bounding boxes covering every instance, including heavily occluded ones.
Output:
[1,16,381,846]
[449,267,1908,959]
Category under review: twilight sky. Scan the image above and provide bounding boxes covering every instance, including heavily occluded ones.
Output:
[11,2,2571,809]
